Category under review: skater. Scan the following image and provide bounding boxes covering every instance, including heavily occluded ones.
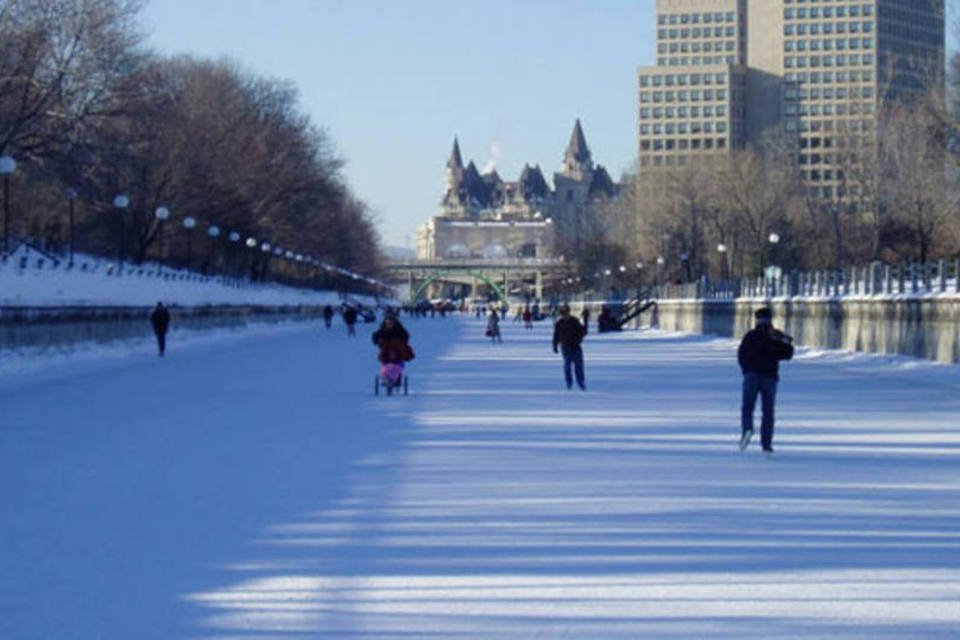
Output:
[737,307,794,454]
[486,308,502,343]
[342,305,358,336]
[552,305,586,390]
[149,301,170,357]
[597,305,614,333]
[581,306,591,334]
[322,304,334,329]
[522,306,533,330]
[372,313,414,389]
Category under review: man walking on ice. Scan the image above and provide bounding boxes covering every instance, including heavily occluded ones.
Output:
[737,307,793,455]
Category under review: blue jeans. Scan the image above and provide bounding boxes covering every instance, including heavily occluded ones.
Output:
[562,346,585,389]
[741,372,778,449]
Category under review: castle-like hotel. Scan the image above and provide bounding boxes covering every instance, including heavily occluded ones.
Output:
[416,120,618,261]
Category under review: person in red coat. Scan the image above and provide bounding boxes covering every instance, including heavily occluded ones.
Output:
[372,314,414,385]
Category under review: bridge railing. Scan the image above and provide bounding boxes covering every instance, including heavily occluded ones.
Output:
[386,257,567,268]
[651,260,960,301]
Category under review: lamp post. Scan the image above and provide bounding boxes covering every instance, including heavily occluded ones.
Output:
[113,194,129,270]
[228,231,240,275]
[260,242,272,282]
[66,188,78,265]
[182,216,196,267]
[154,207,170,261]
[766,232,781,296]
[206,225,220,274]
[245,236,257,280]
[1,155,17,256]
[717,243,728,281]
[680,252,691,283]
[656,255,665,287]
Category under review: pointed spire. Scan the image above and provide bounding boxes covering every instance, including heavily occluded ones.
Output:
[565,119,591,164]
[447,137,463,170]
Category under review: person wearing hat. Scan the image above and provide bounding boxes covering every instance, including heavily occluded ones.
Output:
[552,304,587,390]
[737,307,794,454]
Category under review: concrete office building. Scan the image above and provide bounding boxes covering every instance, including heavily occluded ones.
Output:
[638,0,748,169]
[638,0,945,192]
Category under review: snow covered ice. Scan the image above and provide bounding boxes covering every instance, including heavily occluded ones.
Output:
[1,316,959,638]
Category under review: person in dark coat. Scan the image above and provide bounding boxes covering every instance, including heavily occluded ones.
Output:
[737,307,794,454]
[552,305,587,390]
[342,305,358,336]
[372,314,414,385]
[486,309,502,343]
[322,305,334,329]
[150,302,171,356]
[581,307,591,334]
[597,305,614,333]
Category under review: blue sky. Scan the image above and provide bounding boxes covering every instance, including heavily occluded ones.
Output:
[140,0,658,248]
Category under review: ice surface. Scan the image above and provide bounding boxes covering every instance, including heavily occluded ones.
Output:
[1,316,958,638]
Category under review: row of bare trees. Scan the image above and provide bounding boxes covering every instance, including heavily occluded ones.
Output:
[0,0,381,288]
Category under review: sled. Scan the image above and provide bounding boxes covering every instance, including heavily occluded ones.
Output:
[374,371,409,396]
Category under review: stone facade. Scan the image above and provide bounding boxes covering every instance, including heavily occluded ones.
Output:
[416,120,618,260]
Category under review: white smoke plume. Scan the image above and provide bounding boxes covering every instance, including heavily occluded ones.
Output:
[482,140,501,174]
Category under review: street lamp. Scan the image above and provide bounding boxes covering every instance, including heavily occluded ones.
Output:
[656,255,665,287]
[767,232,780,271]
[717,243,728,280]
[66,188,78,265]
[206,225,220,273]
[154,207,170,260]
[679,252,691,283]
[767,232,781,295]
[0,155,15,256]
[182,216,196,267]
[113,194,129,269]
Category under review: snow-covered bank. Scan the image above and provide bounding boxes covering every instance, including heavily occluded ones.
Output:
[2,317,958,638]
[0,247,368,307]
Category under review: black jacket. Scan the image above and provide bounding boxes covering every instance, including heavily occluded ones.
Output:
[553,316,585,351]
[737,324,794,381]
[150,305,170,334]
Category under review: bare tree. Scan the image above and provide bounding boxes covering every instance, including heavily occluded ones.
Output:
[877,96,959,263]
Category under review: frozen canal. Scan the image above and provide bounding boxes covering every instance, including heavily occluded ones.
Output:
[2,315,959,638]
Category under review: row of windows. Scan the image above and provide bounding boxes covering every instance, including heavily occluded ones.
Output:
[641,105,732,119]
[784,0,872,4]
[641,90,730,103]
[786,101,876,116]
[658,26,738,39]
[657,12,736,26]
[785,69,874,83]
[784,118,874,132]
[786,35,874,52]
[785,20,873,35]
[799,155,852,168]
[642,137,730,152]
[658,55,739,67]
[640,106,732,122]
[640,147,731,168]
[785,4,874,19]
[786,85,875,99]
[640,73,731,87]
[641,121,730,136]
[659,40,738,54]
[785,53,875,68]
